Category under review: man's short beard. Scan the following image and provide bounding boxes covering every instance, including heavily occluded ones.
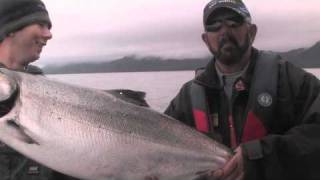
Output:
[213,33,250,66]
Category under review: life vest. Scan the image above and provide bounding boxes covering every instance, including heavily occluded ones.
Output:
[191,51,280,145]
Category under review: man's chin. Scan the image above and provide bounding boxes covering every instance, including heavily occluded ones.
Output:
[29,55,40,63]
[216,53,240,65]
[218,52,233,59]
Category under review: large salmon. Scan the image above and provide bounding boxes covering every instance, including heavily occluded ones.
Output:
[0,68,231,180]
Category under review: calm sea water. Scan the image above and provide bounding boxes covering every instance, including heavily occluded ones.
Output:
[48,71,195,112]
[48,69,320,112]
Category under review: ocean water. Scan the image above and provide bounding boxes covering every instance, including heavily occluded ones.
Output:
[48,69,320,112]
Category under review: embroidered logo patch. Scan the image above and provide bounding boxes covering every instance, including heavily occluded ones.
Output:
[235,79,246,91]
[257,93,272,107]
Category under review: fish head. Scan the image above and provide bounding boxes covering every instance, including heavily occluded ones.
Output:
[0,69,38,145]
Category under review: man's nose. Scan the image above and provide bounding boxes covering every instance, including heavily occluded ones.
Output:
[218,23,232,35]
[42,27,52,40]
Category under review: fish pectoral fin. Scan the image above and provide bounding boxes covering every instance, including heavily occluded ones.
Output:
[6,119,39,145]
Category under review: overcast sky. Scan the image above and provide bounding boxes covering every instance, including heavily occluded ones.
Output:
[37,0,320,65]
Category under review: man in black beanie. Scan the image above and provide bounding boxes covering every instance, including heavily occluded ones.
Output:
[0,0,77,179]
[0,0,51,72]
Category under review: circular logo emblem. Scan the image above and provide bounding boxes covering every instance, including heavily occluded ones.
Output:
[257,93,273,107]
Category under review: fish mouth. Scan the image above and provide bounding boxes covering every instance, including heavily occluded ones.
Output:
[0,71,39,145]
[6,119,39,145]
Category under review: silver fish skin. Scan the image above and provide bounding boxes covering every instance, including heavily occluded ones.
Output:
[0,68,232,180]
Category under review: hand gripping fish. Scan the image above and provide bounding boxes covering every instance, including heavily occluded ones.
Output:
[0,68,231,180]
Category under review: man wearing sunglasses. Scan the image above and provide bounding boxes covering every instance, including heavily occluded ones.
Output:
[165,0,320,179]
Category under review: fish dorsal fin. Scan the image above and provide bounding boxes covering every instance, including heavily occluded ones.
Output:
[105,89,149,107]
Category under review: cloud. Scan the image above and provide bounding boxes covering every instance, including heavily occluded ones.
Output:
[38,0,320,65]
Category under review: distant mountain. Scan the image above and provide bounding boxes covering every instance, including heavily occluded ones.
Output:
[279,41,320,68]
[43,41,320,74]
[42,56,210,74]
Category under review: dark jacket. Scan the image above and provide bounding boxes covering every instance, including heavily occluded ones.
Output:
[165,49,320,180]
[0,65,78,180]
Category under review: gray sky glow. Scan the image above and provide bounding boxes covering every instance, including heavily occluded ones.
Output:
[38,0,320,65]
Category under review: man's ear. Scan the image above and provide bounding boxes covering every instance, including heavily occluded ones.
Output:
[202,32,209,47]
[249,24,257,43]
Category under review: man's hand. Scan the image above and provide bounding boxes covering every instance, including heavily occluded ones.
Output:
[210,146,244,180]
[144,147,244,180]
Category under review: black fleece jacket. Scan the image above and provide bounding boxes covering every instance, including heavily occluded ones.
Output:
[165,48,320,180]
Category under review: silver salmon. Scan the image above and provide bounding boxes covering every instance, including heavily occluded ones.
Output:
[0,68,231,180]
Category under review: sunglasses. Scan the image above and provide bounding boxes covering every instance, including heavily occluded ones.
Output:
[205,16,245,32]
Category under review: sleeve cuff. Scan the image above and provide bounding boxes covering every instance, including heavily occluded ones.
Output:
[242,140,263,160]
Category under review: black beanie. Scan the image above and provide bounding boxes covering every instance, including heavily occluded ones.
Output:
[0,0,51,41]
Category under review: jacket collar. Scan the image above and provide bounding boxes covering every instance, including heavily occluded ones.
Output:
[195,48,259,90]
